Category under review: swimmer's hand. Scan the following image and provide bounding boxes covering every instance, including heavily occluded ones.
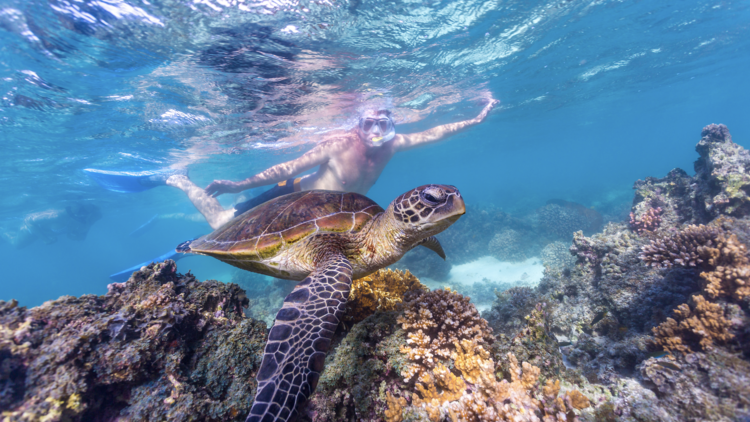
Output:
[476,97,500,122]
[205,180,242,197]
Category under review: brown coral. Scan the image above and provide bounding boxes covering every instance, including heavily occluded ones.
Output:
[640,225,750,301]
[0,261,263,422]
[639,224,724,269]
[652,294,734,354]
[397,289,493,382]
[629,206,662,234]
[386,350,591,422]
[345,269,428,322]
[386,289,590,422]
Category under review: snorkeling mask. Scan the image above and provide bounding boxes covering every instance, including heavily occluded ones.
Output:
[359,116,395,146]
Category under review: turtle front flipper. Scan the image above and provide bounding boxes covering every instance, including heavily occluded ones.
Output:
[247,249,353,422]
[415,235,445,260]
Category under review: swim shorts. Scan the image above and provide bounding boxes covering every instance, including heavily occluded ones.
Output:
[233,177,303,217]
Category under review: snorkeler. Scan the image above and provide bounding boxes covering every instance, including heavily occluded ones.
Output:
[88,98,498,230]
[1,203,102,249]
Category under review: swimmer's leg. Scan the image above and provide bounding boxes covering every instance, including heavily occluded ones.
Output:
[166,175,235,230]
[84,168,187,193]
[1,228,38,249]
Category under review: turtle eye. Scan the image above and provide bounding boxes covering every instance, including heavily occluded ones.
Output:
[420,187,445,206]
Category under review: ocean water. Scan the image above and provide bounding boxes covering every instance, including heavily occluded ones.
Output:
[1,0,749,307]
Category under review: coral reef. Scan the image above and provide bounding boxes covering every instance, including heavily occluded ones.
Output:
[638,349,750,421]
[387,350,591,422]
[640,223,750,301]
[488,228,529,262]
[651,294,734,353]
[536,200,603,241]
[397,288,494,382]
[639,224,724,269]
[541,241,577,269]
[482,124,750,421]
[629,206,662,234]
[694,123,750,217]
[631,168,707,232]
[0,260,265,422]
[345,269,428,323]
[308,311,408,422]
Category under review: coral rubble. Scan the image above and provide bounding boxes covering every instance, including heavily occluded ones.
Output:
[0,260,265,422]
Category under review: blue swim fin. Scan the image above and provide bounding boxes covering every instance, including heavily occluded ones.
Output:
[84,168,186,193]
[129,214,160,237]
[109,248,188,282]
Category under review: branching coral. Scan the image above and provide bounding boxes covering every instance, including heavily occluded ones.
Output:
[652,294,734,354]
[345,269,428,322]
[397,289,493,382]
[639,224,723,269]
[639,224,750,301]
[629,207,662,234]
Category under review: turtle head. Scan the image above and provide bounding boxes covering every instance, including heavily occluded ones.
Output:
[391,184,465,238]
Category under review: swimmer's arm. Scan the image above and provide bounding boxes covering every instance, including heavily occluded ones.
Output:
[205,144,331,196]
[393,98,499,151]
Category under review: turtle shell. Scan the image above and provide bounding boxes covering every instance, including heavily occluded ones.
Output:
[189,190,384,261]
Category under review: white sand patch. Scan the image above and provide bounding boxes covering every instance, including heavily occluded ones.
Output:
[420,256,545,311]
[447,256,544,286]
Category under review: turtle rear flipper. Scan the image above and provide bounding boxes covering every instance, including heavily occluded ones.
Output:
[248,248,352,422]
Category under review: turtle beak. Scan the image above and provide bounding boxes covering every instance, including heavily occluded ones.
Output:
[446,193,466,221]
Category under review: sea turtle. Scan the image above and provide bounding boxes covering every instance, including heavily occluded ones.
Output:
[177,184,465,422]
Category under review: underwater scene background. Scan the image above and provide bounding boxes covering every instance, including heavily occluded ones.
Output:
[2,0,750,420]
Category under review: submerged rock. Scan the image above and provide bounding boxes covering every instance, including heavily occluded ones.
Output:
[0,260,266,422]
[483,124,750,421]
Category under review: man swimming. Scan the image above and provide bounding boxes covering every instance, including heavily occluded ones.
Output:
[1,203,102,249]
[162,98,499,229]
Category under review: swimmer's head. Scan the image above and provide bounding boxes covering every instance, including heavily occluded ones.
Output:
[358,109,395,147]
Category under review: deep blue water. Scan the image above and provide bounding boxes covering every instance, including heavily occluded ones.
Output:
[1,0,749,306]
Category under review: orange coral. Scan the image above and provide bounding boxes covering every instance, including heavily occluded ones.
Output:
[652,294,734,353]
[397,289,493,382]
[698,233,750,300]
[384,392,407,422]
[387,292,590,422]
[453,339,490,384]
[345,269,428,322]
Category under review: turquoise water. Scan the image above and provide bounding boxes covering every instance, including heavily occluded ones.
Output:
[1,0,749,306]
